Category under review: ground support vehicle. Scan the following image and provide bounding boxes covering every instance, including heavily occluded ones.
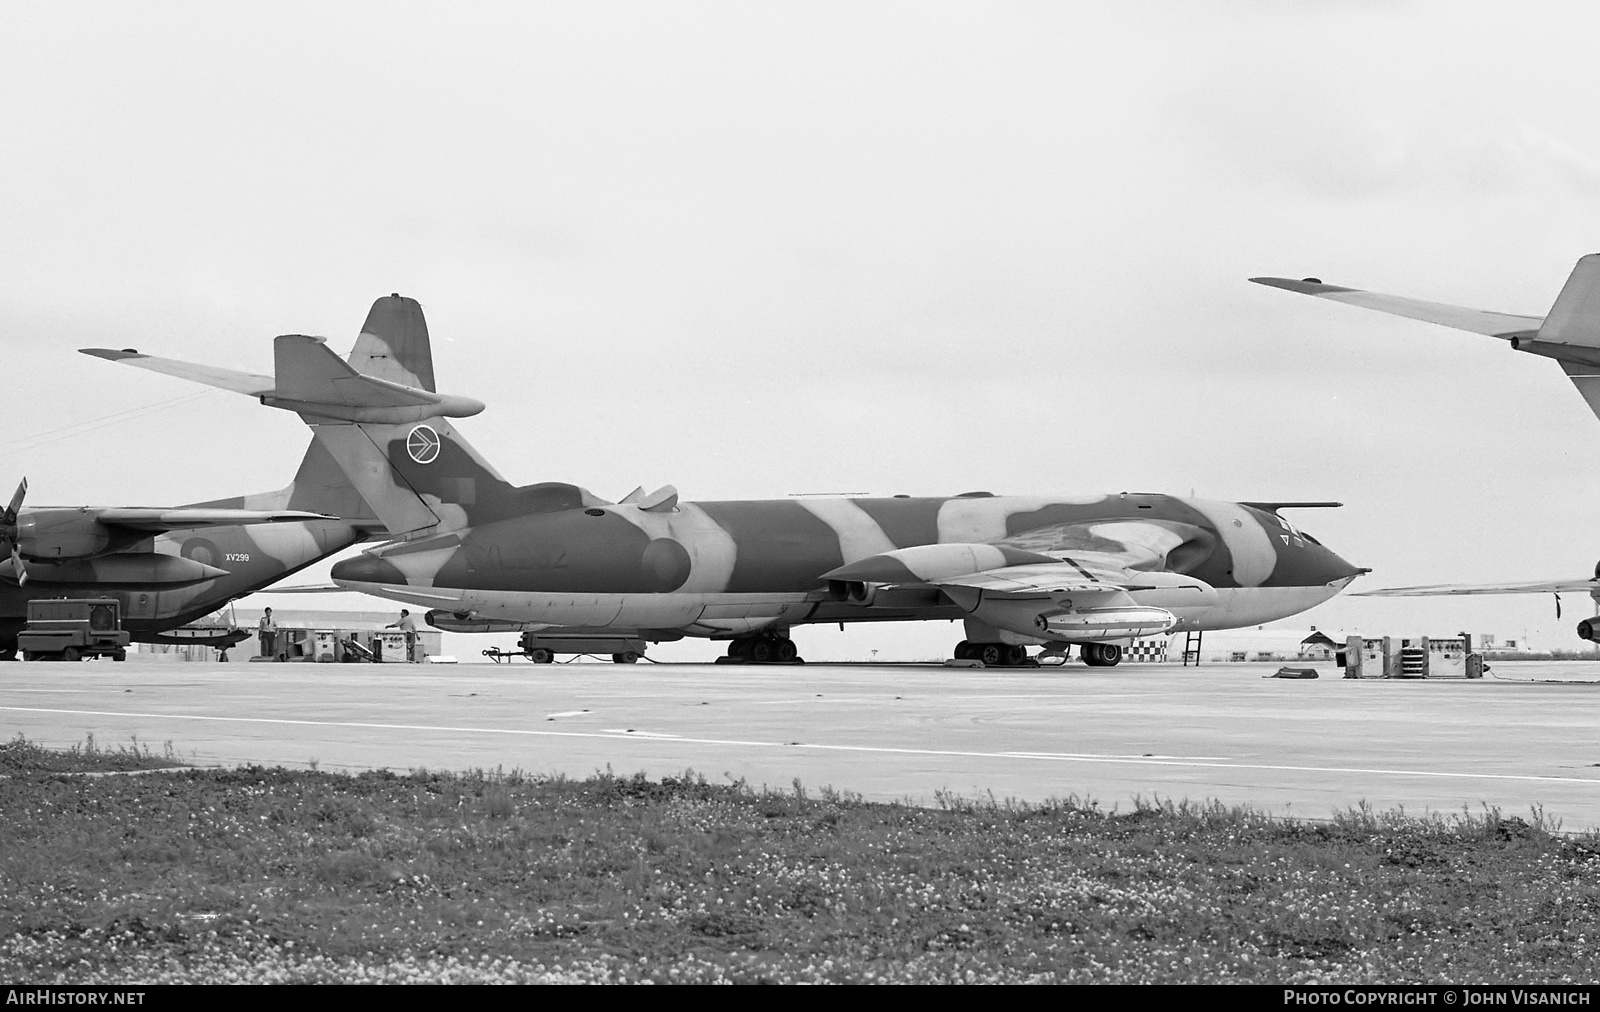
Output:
[18,598,131,661]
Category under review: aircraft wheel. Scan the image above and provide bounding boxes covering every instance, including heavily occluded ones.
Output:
[62,647,81,663]
[21,651,34,662]
[978,643,1003,666]
[218,652,229,663]
[775,639,798,663]
[1007,645,1028,666]
[749,639,774,663]
[953,640,972,660]
[612,651,640,664]
[528,647,555,664]
[1082,643,1123,667]
[112,649,126,663]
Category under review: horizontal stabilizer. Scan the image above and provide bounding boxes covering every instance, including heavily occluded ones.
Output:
[79,348,274,395]
[83,336,485,424]
[274,335,431,408]
[1249,277,1543,338]
[252,583,348,593]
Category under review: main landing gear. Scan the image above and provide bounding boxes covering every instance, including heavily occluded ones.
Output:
[952,641,1039,667]
[716,633,803,664]
[952,641,1124,667]
[1080,642,1123,667]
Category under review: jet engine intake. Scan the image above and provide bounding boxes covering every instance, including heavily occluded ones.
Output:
[826,580,877,605]
[1578,617,1600,643]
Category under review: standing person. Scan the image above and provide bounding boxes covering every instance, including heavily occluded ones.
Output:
[258,607,278,659]
[387,609,418,662]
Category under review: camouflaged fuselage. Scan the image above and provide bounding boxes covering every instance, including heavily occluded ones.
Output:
[332,488,1362,637]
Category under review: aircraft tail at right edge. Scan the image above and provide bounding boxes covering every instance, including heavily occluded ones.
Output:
[1251,253,1600,422]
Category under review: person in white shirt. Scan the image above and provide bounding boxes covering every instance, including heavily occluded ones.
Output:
[258,608,278,659]
[387,609,419,662]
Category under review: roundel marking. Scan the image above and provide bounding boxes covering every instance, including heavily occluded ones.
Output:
[406,424,441,464]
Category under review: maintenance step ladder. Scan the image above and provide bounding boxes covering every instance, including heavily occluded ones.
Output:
[1182,630,1203,667]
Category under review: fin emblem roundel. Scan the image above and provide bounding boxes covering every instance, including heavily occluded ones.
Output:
[406,424,441,464]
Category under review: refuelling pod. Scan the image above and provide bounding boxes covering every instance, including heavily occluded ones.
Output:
[1033,605,1177,641]
[959,592,1177,644]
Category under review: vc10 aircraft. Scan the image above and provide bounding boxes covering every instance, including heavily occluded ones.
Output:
[88,296,1366,666]
[1254,255,1600,642]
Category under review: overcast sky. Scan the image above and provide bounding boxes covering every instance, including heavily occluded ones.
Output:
[6,1,1600,659]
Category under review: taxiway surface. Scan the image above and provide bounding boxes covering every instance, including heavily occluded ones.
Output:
[5,659,1600,828]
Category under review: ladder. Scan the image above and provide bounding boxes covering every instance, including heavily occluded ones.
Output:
[1182,629,1203,667]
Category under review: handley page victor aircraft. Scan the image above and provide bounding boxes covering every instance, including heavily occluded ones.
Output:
[1253,255,1600,642]
[87,296,1366,666]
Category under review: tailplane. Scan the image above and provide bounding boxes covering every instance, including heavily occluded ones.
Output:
[1251,255,1600,422]
[85,294,509,539]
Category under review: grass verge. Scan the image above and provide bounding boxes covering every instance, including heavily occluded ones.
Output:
[1,732,183,775]
[2,736,1597,983]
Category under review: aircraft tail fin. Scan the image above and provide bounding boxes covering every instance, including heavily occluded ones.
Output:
[1532,256,1600,419]
[303,296,512,538]
[1536,254,1600,349]
[348,295,436,392]
[183,429,384,530]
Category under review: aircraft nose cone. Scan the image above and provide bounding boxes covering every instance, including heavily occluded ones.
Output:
[331,553,407,586]
[1307,542,1366,586]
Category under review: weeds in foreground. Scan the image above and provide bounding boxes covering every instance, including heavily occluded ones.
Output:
[2,737,1598,984]
[0,732,181,775]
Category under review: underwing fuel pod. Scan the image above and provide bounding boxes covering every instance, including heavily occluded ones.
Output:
[87,296,1366,666]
